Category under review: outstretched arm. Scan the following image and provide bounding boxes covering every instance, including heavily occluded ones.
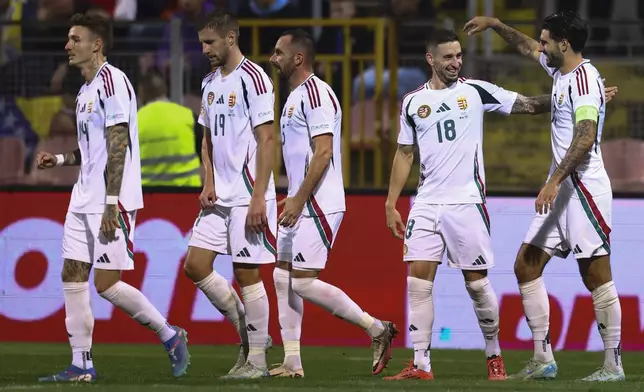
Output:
[511,94,552,115]
[464,16,540,61]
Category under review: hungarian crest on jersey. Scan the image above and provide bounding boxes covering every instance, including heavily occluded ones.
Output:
[287,105,295,118]
[457,96,468,110]
[207,91,215,106]
[229,92,237,108]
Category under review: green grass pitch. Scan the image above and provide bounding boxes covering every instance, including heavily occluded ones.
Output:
[0,343,642,391]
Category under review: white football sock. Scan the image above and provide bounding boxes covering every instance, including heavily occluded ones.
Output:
[273,268,303,370]
[465,277,501,358]
[63,282,94,369]
[196,271,248,345]
[241,282,269,369]
[99,281,176,343]
[519,277,554,362]
[408,277,433,372]
[592,281,622,372]
[292,277,384,338]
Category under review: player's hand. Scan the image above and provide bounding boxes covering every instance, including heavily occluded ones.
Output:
[535,181,560,215]
[385,204,406,240]
[36,151,58,169]
[603,79,618,103]
[100,204,120,241]
[247,195,267,234]
[277,197,304,228]
[199,183,216,210]
[463,16,499,36]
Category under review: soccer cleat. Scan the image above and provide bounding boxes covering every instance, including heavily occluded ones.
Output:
[220,361,269,380]
[38,365,97,383]
[228,335,273,375]
[371,321,399,375]
[508,358,557,380]
[487,355,507,380]
[163,326,190,378]
[268,363,304,378]
[383,360,434,380]
[579,366,626,382]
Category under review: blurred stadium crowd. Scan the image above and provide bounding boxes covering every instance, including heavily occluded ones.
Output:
[0,0,643,191]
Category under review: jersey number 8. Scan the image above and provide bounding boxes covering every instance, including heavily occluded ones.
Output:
[213,114,226,136]
[436,119,456,143]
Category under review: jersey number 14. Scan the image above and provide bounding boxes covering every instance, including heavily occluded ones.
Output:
[436,119,456,143]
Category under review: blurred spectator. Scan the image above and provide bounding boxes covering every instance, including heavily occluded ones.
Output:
[237,0,302,55]
[137,68,202,187]
[0,0,22,65]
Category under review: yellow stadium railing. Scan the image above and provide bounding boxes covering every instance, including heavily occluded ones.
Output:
[238,18,399,189]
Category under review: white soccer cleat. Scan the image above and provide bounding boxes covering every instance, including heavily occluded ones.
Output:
[220,361,269,380]
[268,363,304,378]
[579,366,625,382]
[508,358,558,380]
[227,335,273,375]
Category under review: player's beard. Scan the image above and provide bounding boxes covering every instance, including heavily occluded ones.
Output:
[544,51,563,68]
[438,66,459,85]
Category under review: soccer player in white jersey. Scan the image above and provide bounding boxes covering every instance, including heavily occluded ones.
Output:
[464,11,625,382]
[267,29,398,378]
[35,13,189,382]
[382,28,585,381]
[183,9,276,379]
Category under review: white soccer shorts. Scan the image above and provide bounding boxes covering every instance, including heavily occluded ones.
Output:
[188,199,277,264]
[277,212,344,271]
[403,202,494,270]
[524,185,611,259]
[62,208,137,270]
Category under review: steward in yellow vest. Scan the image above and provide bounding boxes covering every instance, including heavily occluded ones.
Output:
[137,70,201,187]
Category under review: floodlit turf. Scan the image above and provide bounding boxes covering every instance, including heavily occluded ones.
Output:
[0,343,642,391]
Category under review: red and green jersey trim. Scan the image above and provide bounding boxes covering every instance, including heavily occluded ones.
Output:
[242,149,255,196]
[261,226,277,256]
[473,149,486,202]
[571,172,611,254]
[117,201,135,261]
[476,203,491,234]
[305,195,333,249]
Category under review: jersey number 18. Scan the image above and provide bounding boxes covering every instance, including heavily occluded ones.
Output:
[436,119,456,143]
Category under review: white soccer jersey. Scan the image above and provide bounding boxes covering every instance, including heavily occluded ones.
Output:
[198,57,276,206]
[538,53,610,196]
[280,74,345,216]
[399,79,518,204]
[69,62,143,214]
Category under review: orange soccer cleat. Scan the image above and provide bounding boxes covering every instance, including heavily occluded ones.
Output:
[487,355,507,381]
[383,360,434,380]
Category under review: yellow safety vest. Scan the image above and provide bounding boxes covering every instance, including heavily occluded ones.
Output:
[138,100,202,187]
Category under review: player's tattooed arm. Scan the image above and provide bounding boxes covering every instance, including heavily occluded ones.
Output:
[106,123,129,197]
[549,119,597,184]
[63,149,82,166]
[491,20,540,61]
[511,94,552,115]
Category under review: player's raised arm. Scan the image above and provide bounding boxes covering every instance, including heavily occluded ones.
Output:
[385,99,416,240]
[511,94,552,115]
[245,65,275,233]
[463,16,541,62]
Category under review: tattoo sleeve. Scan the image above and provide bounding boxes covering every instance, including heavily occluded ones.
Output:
[550,119,597,184]
[63,149,82,166]
[106,124,129,196]
[492,22,540,59]
[511,94,552,114]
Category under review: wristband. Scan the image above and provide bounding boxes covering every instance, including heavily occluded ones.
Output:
[106,195,119,205]
[55,154,64,166]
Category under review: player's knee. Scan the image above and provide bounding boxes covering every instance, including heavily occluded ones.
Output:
[61,259,91,283]
[464,275,491,300]
[291,276,316,299]
[578,255,612,291]
[93,272,120,294]
[233,264,262,287]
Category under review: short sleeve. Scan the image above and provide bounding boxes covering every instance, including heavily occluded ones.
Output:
[241,62,274,128]
[397,96,415,145]
[303,79,337,137]
[102,70,132,127]
[465,80,518,116]
[572,66,602,114]
[538,53,557,78]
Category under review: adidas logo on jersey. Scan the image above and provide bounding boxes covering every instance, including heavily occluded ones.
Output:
[236,248,251,258]
[436,103,451,113]
[216,95,224,105]
[294,252,306,262]
[96,253,111,263]
[472,255,486,266]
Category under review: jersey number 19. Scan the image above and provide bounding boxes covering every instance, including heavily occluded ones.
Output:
[213,114,226,136]
[436,119,456,143]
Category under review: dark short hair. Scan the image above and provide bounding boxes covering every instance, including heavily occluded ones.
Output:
[280,29,316,63]
[197,9,239,38]
[542,11,588,53]
[70,13,112,55]
[425,28,460,51]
